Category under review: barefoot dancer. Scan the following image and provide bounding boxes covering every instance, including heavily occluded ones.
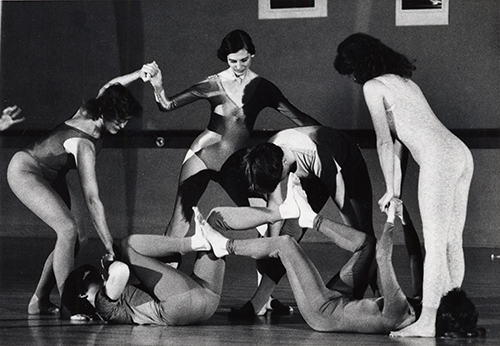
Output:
[201,192,416,334]
[335,33,474,337]
[7,71,143,315]
[61,208,224,325]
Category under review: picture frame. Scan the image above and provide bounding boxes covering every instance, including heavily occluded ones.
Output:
[396,0,449,26]
[258,0,327,20]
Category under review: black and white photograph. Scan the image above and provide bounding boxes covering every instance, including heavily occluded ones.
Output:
[0,1,498,345]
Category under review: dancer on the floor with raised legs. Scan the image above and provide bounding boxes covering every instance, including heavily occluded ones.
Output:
[334,32,474,337]
[224,125,422,318]
[7,70,143,315]
[201,185,480,336]
[201,187,417,333]
[61,212,224,325]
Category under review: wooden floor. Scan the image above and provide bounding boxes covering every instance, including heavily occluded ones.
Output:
[0,237,498,346]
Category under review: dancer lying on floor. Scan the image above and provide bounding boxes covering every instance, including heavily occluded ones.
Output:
[60,214,223,325]
[200,187,480,336]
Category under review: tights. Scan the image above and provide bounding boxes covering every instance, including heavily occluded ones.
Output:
[97,236,225,325]
[208,208,375,299]
[227,222,412,333]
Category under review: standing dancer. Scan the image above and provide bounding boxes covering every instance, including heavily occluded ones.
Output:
[140,29,320,245]
[334,33,474,337]
[7,71,143,315]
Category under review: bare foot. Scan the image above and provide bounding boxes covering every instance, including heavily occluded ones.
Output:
[191,207,211,251]
[278,173,300,219]
[293,186,316,229]
[390,310,436,338]
[193,207,229,258]
[28,295,59,315]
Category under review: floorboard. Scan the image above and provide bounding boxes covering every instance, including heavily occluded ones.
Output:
[0,237,498,346]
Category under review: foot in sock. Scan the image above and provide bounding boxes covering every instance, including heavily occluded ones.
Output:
[191,207,211,251]
[278,173,301,220]
[293,185,316,229]
[194,207,229,258]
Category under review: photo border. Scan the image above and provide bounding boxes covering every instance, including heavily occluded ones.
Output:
[258,0,327,20]
[396,0,449,26]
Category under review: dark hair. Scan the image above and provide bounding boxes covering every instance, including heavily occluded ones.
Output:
[217,29,256,62]
[244,142,284,194]
[436,288,484,338]
[60,264,101,319]
[334,33,416,84]
[84,83,142,122]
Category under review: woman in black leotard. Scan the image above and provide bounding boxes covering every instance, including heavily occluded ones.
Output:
[7,71,143,315]
[141,29,320,244]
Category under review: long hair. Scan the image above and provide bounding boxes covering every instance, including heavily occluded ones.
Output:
[217,29,256,62]
[436,288,484,338]
[83,83,142,122]
[60,264,101,319]
[334,33,416,84]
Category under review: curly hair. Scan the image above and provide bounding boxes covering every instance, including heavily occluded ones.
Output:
[244,142,284,194]
[217,29,256,62]
[84,83,142,122]
[60,264,101,319]
[436,288,484,338]
[334,33,416,84]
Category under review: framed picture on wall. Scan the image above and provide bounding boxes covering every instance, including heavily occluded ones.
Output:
[396,0,448,26]
[258,0,327,20]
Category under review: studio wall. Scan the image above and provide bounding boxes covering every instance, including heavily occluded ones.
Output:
[0,0,498,247]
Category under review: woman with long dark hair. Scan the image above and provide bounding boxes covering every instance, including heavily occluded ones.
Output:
[334,33,474,337]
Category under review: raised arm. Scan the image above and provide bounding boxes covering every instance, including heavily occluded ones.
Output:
[67,138,115,256]
[363,79,394,211]
[141,61,206,112]
[0,105,24,131]
[97,67,149,97]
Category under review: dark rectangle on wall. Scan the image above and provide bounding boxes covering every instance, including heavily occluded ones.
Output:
[270,0,315,9]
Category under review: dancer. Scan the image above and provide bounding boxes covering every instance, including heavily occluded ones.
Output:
[226,126,385,317]
[334,33,474,337]
[0,105,24,131]
[7,71,143,315]
[61,210,224,326]
[202,189,480,336]
[140,29,320,244]
[208,173,376,303]
[202,189,417,333]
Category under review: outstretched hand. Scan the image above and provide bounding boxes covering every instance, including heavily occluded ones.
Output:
[141,61,163,89]
[0,105,24,131]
